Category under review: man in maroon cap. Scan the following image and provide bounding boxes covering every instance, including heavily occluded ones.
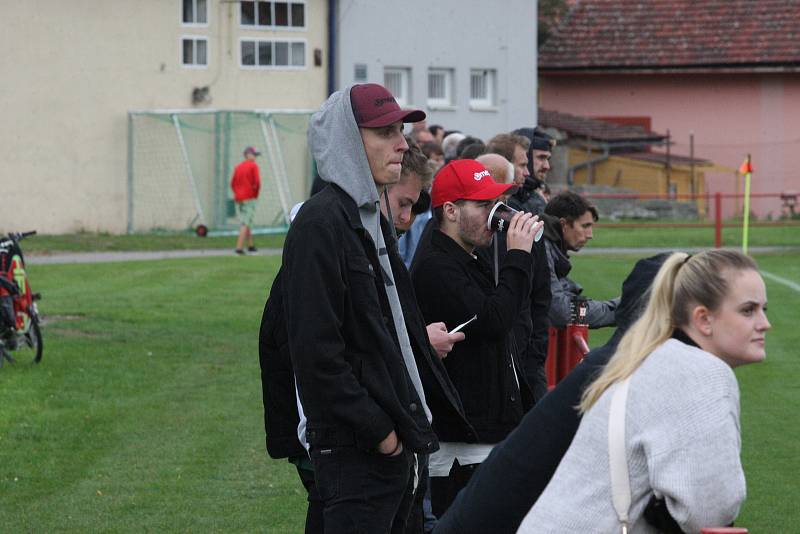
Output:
[410,160,544,518]
[279,84,473,533]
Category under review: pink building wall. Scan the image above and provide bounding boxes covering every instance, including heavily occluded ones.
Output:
[540,72,800,218]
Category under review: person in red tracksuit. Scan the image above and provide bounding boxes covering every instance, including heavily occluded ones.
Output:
[231,146,262,254]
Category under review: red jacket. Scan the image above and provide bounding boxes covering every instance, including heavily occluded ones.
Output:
[231,160,261,202]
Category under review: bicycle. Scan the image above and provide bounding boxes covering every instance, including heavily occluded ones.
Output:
[0,231,43,366]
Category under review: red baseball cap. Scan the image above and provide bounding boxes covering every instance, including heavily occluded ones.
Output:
[431,160,515,208]
[350,83,426,128]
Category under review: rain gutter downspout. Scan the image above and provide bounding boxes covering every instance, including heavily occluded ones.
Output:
[567,142,611,185]
[327,0,337,96]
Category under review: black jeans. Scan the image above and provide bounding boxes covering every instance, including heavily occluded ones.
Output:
[310,445,415,534]
[429,461,479,519]
[404,453,429,534]
[296,465,325,534]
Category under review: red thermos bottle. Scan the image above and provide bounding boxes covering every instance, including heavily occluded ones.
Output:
[545,297,590,389]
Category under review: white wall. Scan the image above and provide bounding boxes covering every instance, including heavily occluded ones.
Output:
[0,0,327,234]
[335,0,538,139]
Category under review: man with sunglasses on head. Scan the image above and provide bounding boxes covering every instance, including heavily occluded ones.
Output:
[410,160,543,518]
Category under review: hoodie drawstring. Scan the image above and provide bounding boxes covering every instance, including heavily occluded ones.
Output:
[383,189,399,246]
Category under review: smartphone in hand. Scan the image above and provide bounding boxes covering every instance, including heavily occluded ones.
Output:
[449,315,477,335]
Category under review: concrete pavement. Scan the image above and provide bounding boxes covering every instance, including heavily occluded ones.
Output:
[26,248,282,265]
[25,245,798,265]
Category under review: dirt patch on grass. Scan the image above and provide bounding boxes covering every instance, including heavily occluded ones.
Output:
[50,328,105,339]
[39,314,85,325]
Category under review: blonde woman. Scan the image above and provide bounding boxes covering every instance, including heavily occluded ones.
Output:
[517,250,770,533]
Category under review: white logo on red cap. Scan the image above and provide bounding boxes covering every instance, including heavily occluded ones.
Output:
[473,170,489,181]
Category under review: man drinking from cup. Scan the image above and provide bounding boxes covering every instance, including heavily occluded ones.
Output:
[410,159,543,518]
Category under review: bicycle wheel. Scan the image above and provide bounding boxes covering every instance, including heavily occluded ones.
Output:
[16,316,43,364]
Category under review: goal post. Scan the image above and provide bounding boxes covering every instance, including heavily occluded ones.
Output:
[127,109,314,235]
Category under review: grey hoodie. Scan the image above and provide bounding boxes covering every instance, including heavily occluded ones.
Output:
[308,86,431,423]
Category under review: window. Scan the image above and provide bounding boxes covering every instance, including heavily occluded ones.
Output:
[182,37,208,67]
[182,0,208,25]
[353,63,368,82]
[427,68,454,107]
[384,67,411,107]
[290,42,304,65]
[240,1,306,29]
[470,69,496,108]
[241,39,306,68]
[181,1,208,67]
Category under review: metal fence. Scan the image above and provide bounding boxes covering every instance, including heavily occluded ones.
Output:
[127,109,314,235]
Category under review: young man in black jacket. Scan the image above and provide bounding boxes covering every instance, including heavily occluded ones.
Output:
[410,159,543,518]
[542,191,620,328]
[260,139,472,533]
[280,83,470,534]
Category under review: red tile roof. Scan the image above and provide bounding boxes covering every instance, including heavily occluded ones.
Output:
[539,0,800,71]
[539,109,710,163]
[538,108,665,143]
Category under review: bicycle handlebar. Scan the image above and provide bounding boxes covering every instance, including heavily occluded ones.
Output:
[6,231,37,242]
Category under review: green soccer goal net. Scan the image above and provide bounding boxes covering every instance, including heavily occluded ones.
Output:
[127,109,314,235]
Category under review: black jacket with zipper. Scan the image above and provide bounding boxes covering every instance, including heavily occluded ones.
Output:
[411,229,534,443]
[282,184,470,454]
[260,191,477,457]
[477,232,552,393]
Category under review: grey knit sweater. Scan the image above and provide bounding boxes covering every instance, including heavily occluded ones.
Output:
[517,338,746,534]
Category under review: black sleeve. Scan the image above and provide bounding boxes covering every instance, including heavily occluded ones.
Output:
[413,249,532,343]
[259,269,306,459]
[481,235,550,382]
[527,239,552,366]
[282,220,394,449]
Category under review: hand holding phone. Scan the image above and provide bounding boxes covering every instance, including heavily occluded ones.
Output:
[427,322,465,359]
[449,315,477,335]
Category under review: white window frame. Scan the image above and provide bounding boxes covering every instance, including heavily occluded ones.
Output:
[239,38,307,70]
[239,1,307,31]
[180,0,209,27]
[181,36,209,69]
[384,67,411,107]
[469,68,497,110]
[427,68,455,109]
[353,63,368,83]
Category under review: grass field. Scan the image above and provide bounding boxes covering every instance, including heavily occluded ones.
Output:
[23,232,287,254]
[594,221,800,248]
[1,247,798,532]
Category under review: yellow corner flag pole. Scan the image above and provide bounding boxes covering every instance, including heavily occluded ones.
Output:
[739,154,753,254]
